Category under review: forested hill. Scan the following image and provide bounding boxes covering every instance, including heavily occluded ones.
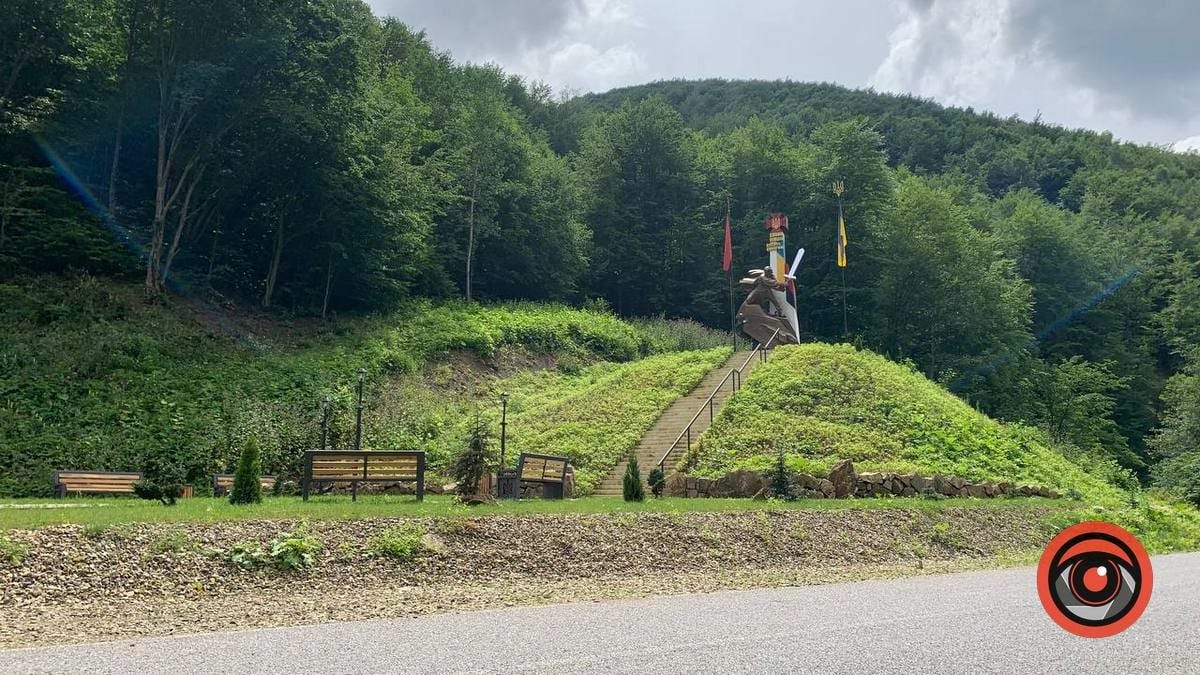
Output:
[1,1,1198,502]
[571,79,1200,200]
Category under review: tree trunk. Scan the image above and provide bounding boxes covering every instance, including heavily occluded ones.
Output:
[160,168,203,285]
[321,245,335,320]
[263,218,285,307]
[464,171,479,302]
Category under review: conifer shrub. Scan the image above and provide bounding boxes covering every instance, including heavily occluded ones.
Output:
[623,455,645,502]
[648,466,666,498]
[453,417,494,499]
[770,449,791,500]
[229,437,263,505]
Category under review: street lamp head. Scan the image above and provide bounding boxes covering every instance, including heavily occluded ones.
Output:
[501,391,509,403]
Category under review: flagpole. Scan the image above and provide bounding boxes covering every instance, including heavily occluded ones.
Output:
[726,196,736,350]
[834,181,848,337]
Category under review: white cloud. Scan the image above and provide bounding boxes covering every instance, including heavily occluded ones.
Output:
[1174,135,1200,154]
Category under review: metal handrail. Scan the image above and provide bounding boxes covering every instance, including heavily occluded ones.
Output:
[655,329,780,473]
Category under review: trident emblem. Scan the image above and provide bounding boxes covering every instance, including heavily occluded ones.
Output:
[832,180,845,197]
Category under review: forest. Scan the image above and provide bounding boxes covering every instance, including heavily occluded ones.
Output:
[1,0,1198,503]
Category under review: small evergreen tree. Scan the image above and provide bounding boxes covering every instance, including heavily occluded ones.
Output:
[623,454,645,502]
[453,416,494,499]
[647,465,666,498]
[133,450,185,506]
[229,437,264,505]
[770,449,791,500]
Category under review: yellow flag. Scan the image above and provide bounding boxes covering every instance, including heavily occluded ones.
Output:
[836,205,848,268]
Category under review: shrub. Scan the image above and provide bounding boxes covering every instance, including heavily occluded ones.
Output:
[229,437,264,505]
[452,417,494,498]
[1,535,27,566]
[647,466,666,498]
[226,542,268,570]
[623,455,645,502]
[269,529,322,570]
[368,523,428,560]
[134,449,186,506]
[769,449,791,500]
[151,529,193,554]
[133,479,184,506]
[1152,452,1200,508]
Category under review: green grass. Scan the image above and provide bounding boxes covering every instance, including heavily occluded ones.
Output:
[0,494,1063,531]
[0,275,728,498]
[501,347,732,493]
[694,343,1120,499]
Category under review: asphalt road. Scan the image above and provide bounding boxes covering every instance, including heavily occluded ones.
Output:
[4,553,1198,674]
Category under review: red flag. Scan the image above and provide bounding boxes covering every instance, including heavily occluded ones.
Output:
[722,208,733,273]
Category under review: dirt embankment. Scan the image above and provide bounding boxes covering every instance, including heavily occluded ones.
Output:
[1,506,1059,648]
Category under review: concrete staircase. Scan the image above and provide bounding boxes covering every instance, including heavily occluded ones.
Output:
[594,350,762,496]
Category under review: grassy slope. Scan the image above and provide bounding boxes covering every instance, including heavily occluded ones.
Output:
[694,343,1200,549]
[695,344,1111,493]
[0,275,726,496]
[503,348,731,493]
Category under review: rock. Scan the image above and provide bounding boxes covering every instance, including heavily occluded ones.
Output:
[563,466,576,498]
[816,479,836,498]
[900,486,916,497]
[462,493,496,506]
[948,475,967,490]
[791,473,822,491]
[665,472,688,498]
[910,476,933,493]
[752,487,770,501]
[859,472,885,484]
[712,469,766,498]
[933,475,957,496]
[827,459,857,498]
[685,477,698,490]
[963,484,987,498]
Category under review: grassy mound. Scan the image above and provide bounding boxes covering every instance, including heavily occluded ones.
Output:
[0,275,729,497]
[503,348,731,494]
[693,343,1120,498]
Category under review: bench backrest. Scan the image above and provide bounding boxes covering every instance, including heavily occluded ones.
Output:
[305,451,424,481]
[54,471,142,494]
[517,453,568,483]
[213,474,277,491]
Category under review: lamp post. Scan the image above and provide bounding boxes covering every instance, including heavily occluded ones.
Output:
[499,391,510,469]
[354,369,365,451]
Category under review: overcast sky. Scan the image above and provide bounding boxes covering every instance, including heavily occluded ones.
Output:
[366,0,1200,152]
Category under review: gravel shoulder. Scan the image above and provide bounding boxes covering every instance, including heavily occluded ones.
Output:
[1,505,1061,648]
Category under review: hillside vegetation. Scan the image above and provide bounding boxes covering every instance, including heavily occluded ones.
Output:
[0,275,728,496]
[694,344,1200,547]
[4,1,1200,503]
[695,344,1126,498]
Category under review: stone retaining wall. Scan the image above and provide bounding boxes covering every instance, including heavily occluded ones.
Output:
[664,461,1059,500]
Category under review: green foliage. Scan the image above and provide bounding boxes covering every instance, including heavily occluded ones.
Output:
[697,343,1120,500]
[1153,453,1200,508]
[150,529,193,555]
[229,437,264,505]
[227,528,322,571]
[502,348,730,493]
[769,450,791,500]
[0,276,703,497]
[367,523,428,560]
[647,466,666,499]
[453,417,494,498]
[1,534,27,566]
[623,455,645,502]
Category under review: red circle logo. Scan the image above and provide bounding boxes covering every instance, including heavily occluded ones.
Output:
[1036,521,1153,638]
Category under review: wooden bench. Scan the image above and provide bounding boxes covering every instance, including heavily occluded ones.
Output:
[53,470,142,497]
[516,452,568,499]
[302,450,425,501]
[212,474,278,497]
